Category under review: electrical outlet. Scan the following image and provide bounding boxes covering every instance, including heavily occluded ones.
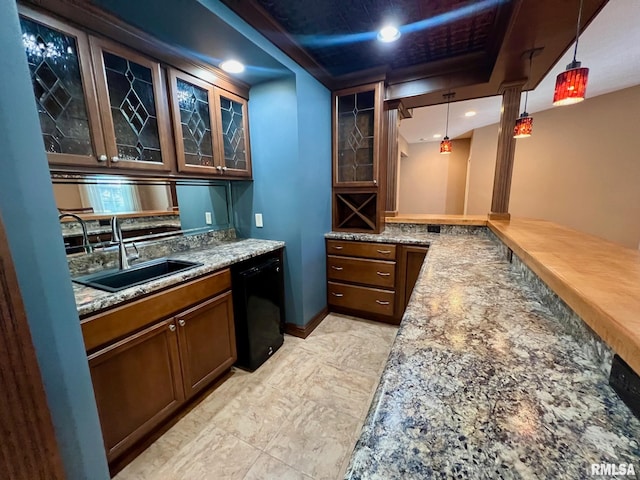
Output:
[255,213,263,228]
[205,212,212,224]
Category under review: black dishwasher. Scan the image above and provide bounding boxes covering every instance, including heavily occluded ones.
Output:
[231,250,285,371]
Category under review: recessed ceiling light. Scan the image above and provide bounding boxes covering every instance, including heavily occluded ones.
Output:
[464,110,477,117]
[433,133,442,138]
[377,25,401,43]
[220,60,245,74]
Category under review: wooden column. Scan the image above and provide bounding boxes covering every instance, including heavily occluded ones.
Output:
[489,82,524,220]
[384,100,411,217]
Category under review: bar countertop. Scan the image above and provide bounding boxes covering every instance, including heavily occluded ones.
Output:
[337,223,640,479]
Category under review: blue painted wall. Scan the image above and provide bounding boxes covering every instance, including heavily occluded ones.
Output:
[232,77,305,324]
[0,3,109,478]
[176,183,230,231]
[200,0,332,326]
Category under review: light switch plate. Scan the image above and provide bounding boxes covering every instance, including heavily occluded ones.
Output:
[255,213,263,228]
[205,212,212,224]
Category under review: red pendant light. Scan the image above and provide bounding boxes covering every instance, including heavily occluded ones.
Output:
[513,114,533,138]
[514,50,536,138]
[440,93,454,154]
[553,0,589,106]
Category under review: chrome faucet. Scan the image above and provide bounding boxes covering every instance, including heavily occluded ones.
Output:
[110,216,138,270]
[58,213,93,254]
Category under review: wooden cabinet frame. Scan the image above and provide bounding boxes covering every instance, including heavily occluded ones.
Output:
[88,318,184,461]
[18,6,106,168]
[89,36,174,172]
[168,68,222,175]
[332,81,384,188]
[213,88,252,178]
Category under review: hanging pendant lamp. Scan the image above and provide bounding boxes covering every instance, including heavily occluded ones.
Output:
[553,0,589,106]
[440,93,454,154]
[514,50,538,138]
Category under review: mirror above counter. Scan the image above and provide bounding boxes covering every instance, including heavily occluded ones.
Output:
[52,174,234,254]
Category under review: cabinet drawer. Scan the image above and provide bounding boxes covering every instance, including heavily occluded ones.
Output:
[328,281,394,316]
[326,240,396,260]
[327,255,395,288]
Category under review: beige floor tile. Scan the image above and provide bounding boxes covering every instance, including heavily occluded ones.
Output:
[264,399,362,480]
[302,362,378,418]
[210,382,301,448]
[243,453,311,480]
[156,424,261,480]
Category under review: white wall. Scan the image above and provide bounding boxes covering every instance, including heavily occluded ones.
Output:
[465,85,640,248]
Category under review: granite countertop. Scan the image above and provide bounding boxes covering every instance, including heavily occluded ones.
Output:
[73,238,284,317]
[334,229,640,479]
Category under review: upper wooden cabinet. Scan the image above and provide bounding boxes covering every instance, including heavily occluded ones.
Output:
[216,90,251,178]
[18,9,106,167]
[168,70,251,178]
[18,6,251,179]
[89,37,174,171]
[333,82,383,187]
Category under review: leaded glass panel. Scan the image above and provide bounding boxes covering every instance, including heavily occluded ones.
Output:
[176,79,214,167]
[337,90,375,182]
[20,17,93,156]
[219,96,246,170]
[103,51,162,163]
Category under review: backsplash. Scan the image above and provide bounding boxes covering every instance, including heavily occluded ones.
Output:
[66,228,236,277]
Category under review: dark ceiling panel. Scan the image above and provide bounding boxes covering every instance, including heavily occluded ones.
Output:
[254,0,507,77]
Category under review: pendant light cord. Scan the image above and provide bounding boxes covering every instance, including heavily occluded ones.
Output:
[523,50,534,113]
[573,0,584,63]
[445,98,450,136]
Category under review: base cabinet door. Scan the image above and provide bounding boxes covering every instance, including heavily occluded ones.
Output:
[176,291,237,399]
[88,319,184,461]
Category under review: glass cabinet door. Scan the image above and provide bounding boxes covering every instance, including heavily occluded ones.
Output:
[168,69,220,175]
[333,83,381,186]
[90,37,173,171]
[19,9,106,167]
[215,89,252,178]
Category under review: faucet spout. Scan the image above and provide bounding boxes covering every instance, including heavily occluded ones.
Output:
[58,213,93,254]
[110,216,138,270]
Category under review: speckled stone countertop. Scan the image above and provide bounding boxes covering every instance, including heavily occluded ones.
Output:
[73,238,284,317]
[330,229,640,479]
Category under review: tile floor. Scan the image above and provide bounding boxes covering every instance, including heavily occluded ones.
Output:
[114,313,398,480]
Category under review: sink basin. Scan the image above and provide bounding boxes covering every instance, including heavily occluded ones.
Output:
[73,258,203,292]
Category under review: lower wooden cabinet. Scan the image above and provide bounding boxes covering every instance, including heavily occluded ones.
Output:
[82,269,236,464]
[326,239,428,324]
[88,319,184,461]
[176,291,236,399]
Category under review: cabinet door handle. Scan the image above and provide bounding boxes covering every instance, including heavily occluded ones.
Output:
[331,266,343,271]
[331,292,344,297]
[169,323,176,332]
[216,165,222,171]
[111,156,119,163]
[375,300,390,305]
[178,319,186,327]
[333,245,343,250]
[376,271,390,276]
[98,154,107,162]
[222,166,228,172]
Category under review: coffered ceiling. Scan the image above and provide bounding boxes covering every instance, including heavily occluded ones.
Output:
[222,0,609,107]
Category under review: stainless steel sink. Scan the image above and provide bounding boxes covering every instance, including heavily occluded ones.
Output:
[72,258,203,292]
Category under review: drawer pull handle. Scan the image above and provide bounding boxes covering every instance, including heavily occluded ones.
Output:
[375,300,390,305]
[331,292,344,297]
[377,249,391,254]
[333,245,343,250]
[376,271,390,276]
[331,266,344,271]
